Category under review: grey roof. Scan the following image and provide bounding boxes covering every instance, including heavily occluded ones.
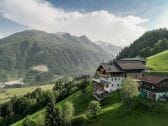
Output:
[116,61,146,70]
[120,57,145,62]
[100,63,122,73]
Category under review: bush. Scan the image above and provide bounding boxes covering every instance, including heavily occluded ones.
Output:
[88,100,101,115]
[63,101,75,125]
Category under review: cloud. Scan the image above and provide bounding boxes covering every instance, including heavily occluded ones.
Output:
[0,32,5,39]
[155,8,168,29]
[0,0,148,46]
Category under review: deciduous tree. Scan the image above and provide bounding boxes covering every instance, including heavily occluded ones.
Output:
[121,77,139,111]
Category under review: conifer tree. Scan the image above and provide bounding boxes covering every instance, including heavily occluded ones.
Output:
[45,96,63,126]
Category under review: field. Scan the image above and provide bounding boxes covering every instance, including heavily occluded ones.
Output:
[147,50,168,72]
[0,84,54,104]
[12,85,168,126]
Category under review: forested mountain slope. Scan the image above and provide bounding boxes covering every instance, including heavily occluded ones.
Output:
[117,28,168,59]
[0,30,112,83]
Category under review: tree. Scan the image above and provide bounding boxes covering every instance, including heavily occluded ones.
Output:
[63,101,75,126]
[88,100,101,115]
[121,77,139,111]
[153,39,168,54]
[78,80,88,93]
[53,81,63,91]
[140,47,152,57]
[45,96,63,126]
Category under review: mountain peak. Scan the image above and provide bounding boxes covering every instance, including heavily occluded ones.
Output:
[78,35,91,42]
[94,40,122,56]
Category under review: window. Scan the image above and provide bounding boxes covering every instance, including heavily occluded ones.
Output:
[117,84,119,87]
[111,78,113,81]
[112,84,113,87]
[115,78,117,81]
[118,78,120,81]
[106,85,109,88]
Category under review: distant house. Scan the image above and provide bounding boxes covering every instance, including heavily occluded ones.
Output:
[92,58,146,100]
[140,76,168,101]
[4,80,24,88]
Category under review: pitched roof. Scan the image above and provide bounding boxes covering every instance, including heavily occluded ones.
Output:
[120,57,145,62]
[100,63,122,73]
[116,61,146,70]
[141,76,168,85]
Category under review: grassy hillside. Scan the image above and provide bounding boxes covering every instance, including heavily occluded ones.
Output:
[12,85,168,126]
[0,84,54,103]
[12,85,94,126]
[147,50,168,71]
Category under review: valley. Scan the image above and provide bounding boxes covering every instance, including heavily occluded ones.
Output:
[0,28,167,126]
[0,84,54,104]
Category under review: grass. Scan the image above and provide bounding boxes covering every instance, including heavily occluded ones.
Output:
[86,100,168,126]
[147,50,168,72]
[12,85,168,126]
[11,85,94,126]
[0,84,54,104]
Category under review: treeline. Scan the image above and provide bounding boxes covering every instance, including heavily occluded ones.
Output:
[0,80,89,125]
[117,28,168,59]
[139,39,168,57]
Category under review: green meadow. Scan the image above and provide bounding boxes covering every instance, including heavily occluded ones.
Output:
[0,84,54,104]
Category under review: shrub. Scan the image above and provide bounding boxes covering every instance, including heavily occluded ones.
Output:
[88,100,101,115]
[63,101,75,125]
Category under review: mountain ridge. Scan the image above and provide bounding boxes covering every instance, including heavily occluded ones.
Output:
[0,30,113,83]
[94,40,122,56]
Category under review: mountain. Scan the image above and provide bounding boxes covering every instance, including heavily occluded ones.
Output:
[94,41,122,56]
[147,50,168,71]
[0,30,111,83]
[117,28,168,59]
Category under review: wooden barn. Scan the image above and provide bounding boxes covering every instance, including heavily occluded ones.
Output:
[140,76,168,101]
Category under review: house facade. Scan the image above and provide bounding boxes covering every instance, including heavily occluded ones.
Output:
[93,58,146,100]
[140,76,168,101]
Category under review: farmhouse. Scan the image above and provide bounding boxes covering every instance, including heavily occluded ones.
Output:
[140,75,168,101]
[93,58,146,100]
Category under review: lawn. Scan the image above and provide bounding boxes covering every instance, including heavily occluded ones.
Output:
[0,84,54,104]
[147,50,168,71]
[86,102,168,126]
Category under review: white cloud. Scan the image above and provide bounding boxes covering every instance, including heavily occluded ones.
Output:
[0,0,148,47]
[155,8,168,29]
[0,32,5,39]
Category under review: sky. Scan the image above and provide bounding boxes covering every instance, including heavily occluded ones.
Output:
[0,0,168,47]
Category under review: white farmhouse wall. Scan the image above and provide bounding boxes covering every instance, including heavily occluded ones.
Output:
[104,77,124,92]
[155,92,168,101]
